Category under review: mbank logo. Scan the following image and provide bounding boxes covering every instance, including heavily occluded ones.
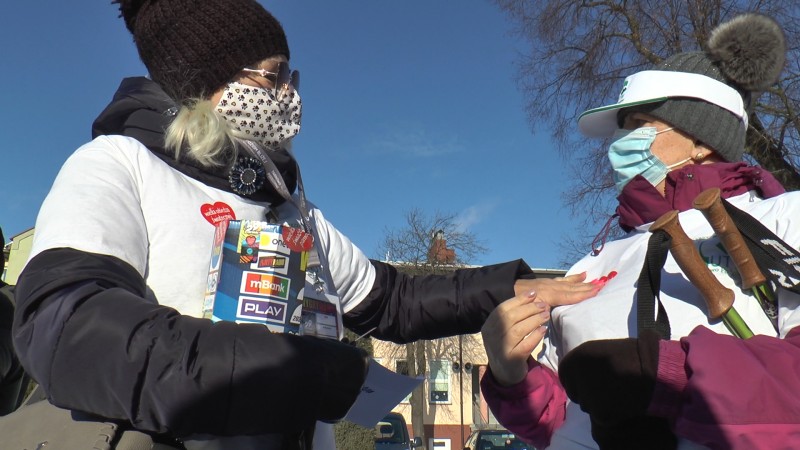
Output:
[241,272,291,300]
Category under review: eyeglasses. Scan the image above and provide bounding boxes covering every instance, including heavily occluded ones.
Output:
[241,62,300,101]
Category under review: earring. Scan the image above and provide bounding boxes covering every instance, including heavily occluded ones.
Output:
[693,152,705,161]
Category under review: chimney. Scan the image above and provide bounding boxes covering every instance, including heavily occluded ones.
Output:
[428,229,456,264]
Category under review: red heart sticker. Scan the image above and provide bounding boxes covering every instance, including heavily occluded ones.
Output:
[282,226,314,252]
[201,202,236,225]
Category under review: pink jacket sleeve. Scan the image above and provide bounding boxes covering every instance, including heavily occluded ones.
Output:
[480,357,569,449]
[648,325,800,450]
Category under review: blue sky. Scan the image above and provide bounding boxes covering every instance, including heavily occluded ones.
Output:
[1,1,585,270]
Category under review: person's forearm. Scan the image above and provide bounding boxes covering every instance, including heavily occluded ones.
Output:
[650,325,800,449]
[343,259,532,343]
[14,249,368,436]
[481,358,568,449]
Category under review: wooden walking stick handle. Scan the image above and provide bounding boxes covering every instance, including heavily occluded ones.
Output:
[650,210,735,319]
[693,187,767,290]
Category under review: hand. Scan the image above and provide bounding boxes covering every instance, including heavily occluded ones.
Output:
[513,272,600,307]
[481,291,550,386]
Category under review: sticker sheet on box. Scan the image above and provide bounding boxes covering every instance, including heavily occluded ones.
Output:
[204,220,309,334]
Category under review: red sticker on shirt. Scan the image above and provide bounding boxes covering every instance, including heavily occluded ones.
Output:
[589,270,618,287]
[282,226,314,252]
[201,202,236,225]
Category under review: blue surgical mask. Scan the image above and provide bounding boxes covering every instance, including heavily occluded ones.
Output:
[607,126,688,193]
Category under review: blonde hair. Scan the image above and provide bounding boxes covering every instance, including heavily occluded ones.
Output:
[164,99,250,167]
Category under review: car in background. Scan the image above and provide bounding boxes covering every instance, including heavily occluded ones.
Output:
[463,429,535,450]
[374,412,422,450]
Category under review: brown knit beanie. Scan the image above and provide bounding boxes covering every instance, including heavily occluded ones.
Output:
[579,14,786,162]
[114,0,290,104]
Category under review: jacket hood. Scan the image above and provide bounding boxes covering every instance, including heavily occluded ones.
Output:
[91,77,298,205]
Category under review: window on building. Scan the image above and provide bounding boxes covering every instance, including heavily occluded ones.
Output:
[395,359,408,376]
[428,359,450,403]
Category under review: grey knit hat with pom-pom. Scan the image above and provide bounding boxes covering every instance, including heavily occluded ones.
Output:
[578,13,786,162]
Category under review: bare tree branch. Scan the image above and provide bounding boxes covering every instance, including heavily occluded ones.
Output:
[377,208,488,268]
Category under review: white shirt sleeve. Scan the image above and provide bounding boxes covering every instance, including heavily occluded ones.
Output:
[306,207,376,314]
[29,136,149,275]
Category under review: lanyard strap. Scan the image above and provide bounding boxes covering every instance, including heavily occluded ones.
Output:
[241,140,312,233]
[240,140,336,296]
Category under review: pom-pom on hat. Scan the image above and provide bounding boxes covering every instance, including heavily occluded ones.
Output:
[578,13,786,162]
[114,0,290,104]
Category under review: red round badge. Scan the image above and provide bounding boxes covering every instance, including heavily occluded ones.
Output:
[282,227,314,252]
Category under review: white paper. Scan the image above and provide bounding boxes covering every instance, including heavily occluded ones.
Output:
[344,359,424,427]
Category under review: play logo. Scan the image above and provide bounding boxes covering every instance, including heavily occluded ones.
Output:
[241,272,290,300]
[237,297,287,323]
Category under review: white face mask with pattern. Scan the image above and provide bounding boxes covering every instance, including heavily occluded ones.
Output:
[215,81,302,150]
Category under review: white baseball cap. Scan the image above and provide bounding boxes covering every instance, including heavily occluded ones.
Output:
[577,70,747,138]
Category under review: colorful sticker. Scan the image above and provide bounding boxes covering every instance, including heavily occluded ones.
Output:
[237,297,288,324]
[257,255,287,269]
[241,271,291,301]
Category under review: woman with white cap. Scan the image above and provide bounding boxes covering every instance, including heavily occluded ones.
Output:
[480,13,800,450]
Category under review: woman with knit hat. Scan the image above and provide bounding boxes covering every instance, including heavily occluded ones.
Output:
[480,13,800,450]
[11,1,598,449]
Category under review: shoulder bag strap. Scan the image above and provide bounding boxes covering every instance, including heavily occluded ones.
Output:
[636,230,672,339]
